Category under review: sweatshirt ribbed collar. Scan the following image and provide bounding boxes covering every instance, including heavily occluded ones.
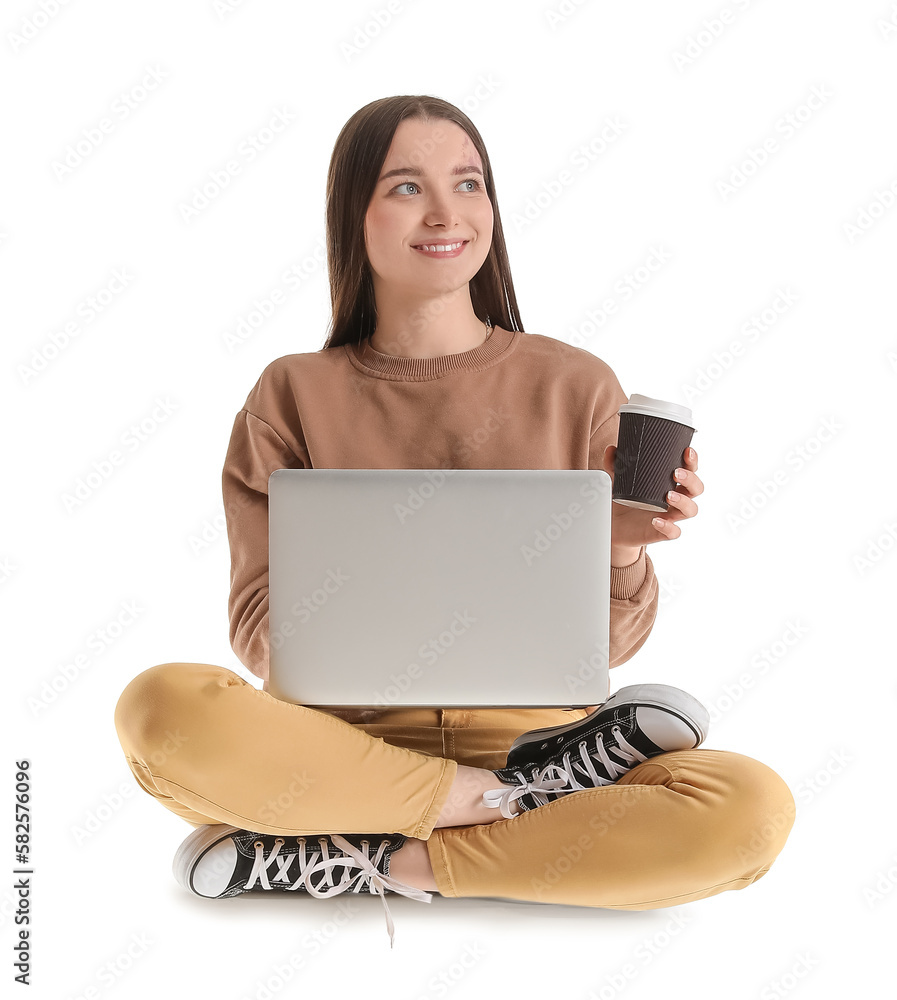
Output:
[346,324,518,381]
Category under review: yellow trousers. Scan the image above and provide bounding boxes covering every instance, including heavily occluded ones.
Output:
[113,662,795,908]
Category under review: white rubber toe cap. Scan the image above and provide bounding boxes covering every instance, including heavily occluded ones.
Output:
[172,824,242,897]
[634,706,702,751]
[192,839,238,897]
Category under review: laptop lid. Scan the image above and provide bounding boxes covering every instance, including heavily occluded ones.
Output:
[267,468,611,709]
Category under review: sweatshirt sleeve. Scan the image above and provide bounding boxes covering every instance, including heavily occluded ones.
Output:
[589,386,659,670]
[221,407,307,685]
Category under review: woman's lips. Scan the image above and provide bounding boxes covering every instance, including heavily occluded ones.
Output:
[411,240,468,258]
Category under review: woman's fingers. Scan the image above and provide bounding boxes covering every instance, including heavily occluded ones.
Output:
[665,489,699,520]
[650,515,681,540]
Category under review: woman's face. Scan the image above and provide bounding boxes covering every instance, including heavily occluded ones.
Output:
[364,117,494,300]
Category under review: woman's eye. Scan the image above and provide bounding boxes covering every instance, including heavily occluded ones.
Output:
[458,178,480,192]
[394,182,418,195]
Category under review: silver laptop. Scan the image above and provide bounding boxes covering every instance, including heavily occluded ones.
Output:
[267,468,612,709]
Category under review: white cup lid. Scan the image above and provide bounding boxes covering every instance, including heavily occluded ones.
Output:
[618,394,694,427]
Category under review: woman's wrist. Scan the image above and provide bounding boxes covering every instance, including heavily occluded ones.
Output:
[610,544,643,568]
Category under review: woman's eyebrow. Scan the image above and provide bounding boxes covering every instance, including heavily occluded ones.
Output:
[378,164,483,182]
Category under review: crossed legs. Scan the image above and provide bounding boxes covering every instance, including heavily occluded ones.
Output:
[114,662,795,908]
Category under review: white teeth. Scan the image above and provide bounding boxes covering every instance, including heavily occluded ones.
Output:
[416,242,464,252]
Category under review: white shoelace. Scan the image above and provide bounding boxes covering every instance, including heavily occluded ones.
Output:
[482,767,570,819]
[482,727,650,819]
[245,834,432,947]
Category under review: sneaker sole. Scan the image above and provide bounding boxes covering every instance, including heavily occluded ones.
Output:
[507,683,710,757]
[172,823,244,896]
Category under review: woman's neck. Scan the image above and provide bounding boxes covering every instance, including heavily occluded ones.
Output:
[368,293,491,359]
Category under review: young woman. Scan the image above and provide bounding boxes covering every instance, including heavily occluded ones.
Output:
[114,95,795,948]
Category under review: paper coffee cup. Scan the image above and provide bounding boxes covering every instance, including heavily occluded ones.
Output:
[612,394,695,512]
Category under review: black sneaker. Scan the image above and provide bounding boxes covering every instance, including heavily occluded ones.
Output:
[482,683,710,819]
[172,824,431,947]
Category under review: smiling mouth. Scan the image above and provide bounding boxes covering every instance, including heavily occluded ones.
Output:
[411,241,468,252]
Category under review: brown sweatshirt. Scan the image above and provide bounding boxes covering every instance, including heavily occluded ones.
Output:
[221,323,658,693]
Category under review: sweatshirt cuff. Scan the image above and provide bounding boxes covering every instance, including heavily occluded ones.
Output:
[610,546,648,600]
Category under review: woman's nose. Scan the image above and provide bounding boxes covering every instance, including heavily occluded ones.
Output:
[420,191,460,227]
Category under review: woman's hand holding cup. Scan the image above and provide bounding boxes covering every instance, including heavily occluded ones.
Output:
[601,393,704,565]
[602,443,703,562]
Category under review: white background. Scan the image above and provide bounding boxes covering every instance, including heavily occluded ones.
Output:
[4,0,897,997]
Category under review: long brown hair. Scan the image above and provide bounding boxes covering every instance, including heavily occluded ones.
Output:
[321,95,523,349]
